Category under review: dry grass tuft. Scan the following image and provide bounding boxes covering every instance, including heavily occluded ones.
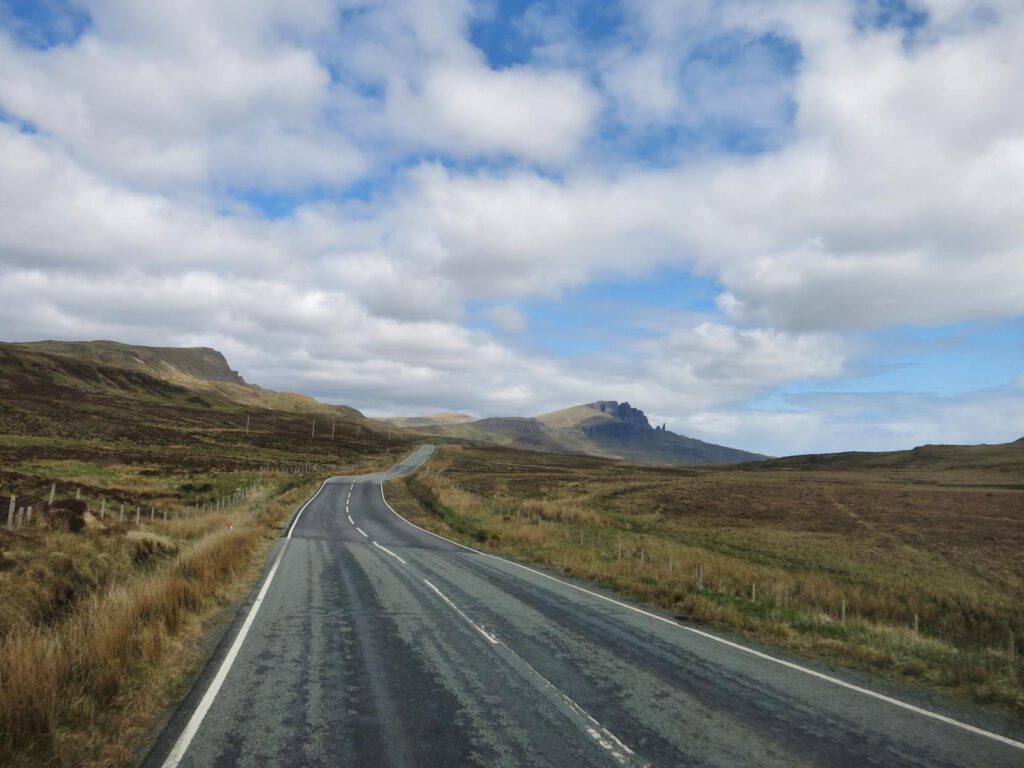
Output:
[0,490,285,766]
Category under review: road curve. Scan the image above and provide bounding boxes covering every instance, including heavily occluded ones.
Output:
[145,446,1024,767]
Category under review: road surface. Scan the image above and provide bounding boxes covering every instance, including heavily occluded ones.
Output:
[146,446,1024,767]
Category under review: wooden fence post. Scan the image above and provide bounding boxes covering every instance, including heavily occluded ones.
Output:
[7,495,14,530]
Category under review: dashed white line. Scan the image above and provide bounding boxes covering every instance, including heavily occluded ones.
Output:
[347,514,354,525]
[421,578,639,765]
[356,526,368,538]
[372,540,407,565]
[424,579,499,644]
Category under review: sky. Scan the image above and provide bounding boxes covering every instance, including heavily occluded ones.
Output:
[0,0,1022,456]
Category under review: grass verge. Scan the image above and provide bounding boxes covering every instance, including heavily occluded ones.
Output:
[0,476,322,767]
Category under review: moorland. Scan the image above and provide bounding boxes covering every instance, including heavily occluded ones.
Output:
[386,441,1024,715]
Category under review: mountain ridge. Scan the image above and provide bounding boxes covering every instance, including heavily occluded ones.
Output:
[411,400,766,466]
[1,340,365,419]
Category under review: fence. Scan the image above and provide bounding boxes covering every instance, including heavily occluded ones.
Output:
[2,462,349,533]
[1,480,261,532]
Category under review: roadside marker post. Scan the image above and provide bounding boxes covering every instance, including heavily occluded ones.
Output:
[135,507,140,525]
[17,508,24,529]
[120,504,124,522]
[49,484,55,504]
[7,495,14,530]
[100,499,106,519]
[75,488,80,500]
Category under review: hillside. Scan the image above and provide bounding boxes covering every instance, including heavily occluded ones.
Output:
[6,340,365,419]
[753,440,1024,473]
[416,400,764,465]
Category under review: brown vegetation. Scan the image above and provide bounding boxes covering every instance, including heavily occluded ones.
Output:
[0,478,321,767]
[389,444,1024,716]
[0,341,408,766]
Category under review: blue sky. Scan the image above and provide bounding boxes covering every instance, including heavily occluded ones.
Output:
[0,0,1022,455]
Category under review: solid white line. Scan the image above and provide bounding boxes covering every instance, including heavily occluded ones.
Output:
[287,477,333,538]
[379,483,1024,752]
[163,478,332,768]
[373,540,407,565]
[356,526,368,538]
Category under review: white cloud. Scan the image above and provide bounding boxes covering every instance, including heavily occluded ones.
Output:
[395,63,600,163]
[0,3,350,190]
[0,0,1022,456]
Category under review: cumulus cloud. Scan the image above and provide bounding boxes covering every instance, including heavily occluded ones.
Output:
[393,63,600,162]
[0,0,1021,454]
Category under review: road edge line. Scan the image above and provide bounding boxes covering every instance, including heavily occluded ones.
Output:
[379,480,1024,752]
[161,478,332,768]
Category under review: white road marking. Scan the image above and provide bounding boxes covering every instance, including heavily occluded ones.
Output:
[373,540,408,565]
[424,579,499,644]
[422,578,640,765]
[163,478,332,768]
[356,526,368,538]
[347,514,354,525]
[379,483,1024,753]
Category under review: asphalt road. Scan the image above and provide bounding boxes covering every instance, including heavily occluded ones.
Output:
[146,446,1024,767]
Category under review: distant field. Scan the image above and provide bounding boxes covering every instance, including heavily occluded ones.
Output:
[388,443,1024,716]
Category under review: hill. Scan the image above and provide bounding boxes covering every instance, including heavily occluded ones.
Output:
[15,339,247,384]
[752,440,1024,473]
[415,400,765,465]
[6,340,365,418]
[378,412,475,428]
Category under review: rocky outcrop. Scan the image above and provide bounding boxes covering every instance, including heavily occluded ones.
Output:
[581,402,652,439]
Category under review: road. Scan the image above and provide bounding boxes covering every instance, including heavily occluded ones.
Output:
[146,446,1024,767]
